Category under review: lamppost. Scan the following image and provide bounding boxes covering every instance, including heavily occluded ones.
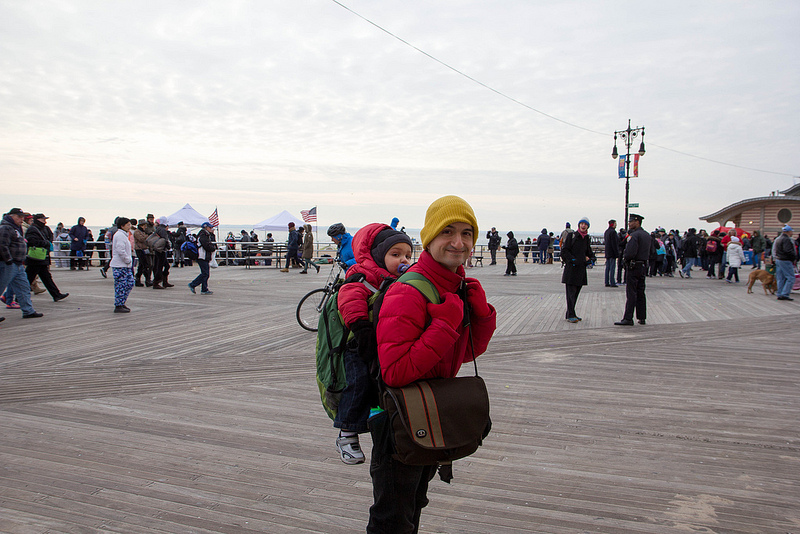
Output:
[612,119,645,225]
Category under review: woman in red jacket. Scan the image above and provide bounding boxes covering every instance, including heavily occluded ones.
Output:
[368,196,497,534]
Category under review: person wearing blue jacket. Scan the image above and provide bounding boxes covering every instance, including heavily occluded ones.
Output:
[326,223,356,268]
[280,222,300,272]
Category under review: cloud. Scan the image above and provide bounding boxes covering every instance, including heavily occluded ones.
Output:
[1,0,798,233]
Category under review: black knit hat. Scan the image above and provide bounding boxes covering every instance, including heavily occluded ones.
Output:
[371,227,413,269]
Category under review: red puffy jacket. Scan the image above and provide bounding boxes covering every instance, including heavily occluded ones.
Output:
[338,223,398,328]
[376,251,496,387]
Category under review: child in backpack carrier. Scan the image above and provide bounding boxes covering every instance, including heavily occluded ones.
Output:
[333,223,414,464]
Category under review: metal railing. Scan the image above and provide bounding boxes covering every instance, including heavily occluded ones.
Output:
[49,241,604,268]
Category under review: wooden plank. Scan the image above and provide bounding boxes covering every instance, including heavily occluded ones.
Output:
[1,264,799,533]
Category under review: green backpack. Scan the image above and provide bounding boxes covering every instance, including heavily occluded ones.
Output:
[315,271,440,421]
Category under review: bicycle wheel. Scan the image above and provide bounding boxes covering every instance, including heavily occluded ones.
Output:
[297,288,329,332]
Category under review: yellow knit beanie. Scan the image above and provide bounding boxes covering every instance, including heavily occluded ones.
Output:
[420,195,479,249]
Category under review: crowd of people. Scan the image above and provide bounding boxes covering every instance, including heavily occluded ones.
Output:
[1,207,368,318]
[5,204,798,320]
[487,221,798,284]
[483,216,799,326]
[0,210,225,315]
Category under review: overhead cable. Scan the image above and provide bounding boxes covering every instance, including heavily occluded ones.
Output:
[331,0,796,177]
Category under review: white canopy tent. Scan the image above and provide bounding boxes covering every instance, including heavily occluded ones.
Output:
[165,204,210,227]
[252,210,314,232]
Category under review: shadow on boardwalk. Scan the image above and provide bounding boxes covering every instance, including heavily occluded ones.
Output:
[1,263,798,533]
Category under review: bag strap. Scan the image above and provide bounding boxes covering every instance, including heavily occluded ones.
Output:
[397,271,441,304]
[402,272,479,377]
[460,280,479,378]
[28,224,49,246]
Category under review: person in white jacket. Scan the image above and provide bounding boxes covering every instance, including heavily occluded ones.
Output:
[110,217,134,313]
[725,236,746,283]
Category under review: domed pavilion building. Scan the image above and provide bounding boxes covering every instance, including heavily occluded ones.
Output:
[700,183,800,237]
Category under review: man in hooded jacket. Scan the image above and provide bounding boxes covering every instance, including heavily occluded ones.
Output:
[503,231,519,276]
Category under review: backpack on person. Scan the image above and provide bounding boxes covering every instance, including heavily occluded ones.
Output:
[181,234,199,260]
[145,232,168,253]
[705,239,718,253]
[315,271,439,421]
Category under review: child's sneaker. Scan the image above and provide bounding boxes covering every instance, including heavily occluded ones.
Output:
[6,301,20,309]
[336,434,365,465]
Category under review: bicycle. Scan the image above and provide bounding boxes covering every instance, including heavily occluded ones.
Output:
[296,261,347,332]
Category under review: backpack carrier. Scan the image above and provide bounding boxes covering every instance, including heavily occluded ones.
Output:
[314,271,439,421]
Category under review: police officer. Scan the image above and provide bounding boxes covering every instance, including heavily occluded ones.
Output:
[615,214,652,326]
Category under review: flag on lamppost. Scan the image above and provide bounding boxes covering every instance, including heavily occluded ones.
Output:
[618,155,626,178]
[633,154,640,177]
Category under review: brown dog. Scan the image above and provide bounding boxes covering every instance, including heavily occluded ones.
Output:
[747,269,777,295]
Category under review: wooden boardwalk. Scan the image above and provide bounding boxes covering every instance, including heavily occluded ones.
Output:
[1,262,798,533]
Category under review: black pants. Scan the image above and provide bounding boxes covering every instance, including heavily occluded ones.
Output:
[70,251,86,269]
[649,258,659,277]
[152,252,169,283]
[489,248,497,264]
[505,256,517,275]
[564,284,583,319]
[623,263,647,321]
[368,411,436,533]
[708,259,719,277]
[135,250,152,282]
[26,263,61,299]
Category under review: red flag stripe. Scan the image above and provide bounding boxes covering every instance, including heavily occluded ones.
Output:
[208,208,219,227]
[300,207,317,223]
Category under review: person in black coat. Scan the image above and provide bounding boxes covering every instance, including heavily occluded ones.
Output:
[25,214,68,302]
[502,231,519,276]
[560,217,596,322]
[486,227,501,265]
[680,228,700,278]
[615,214,652,326]
[68,217,89,270]
[603,219,619,287]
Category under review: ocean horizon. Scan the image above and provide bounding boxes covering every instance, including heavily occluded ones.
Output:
[54,223,603,247]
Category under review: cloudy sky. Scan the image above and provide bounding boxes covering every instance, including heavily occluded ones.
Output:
[2,0,798,238]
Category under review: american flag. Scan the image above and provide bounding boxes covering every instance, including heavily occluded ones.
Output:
[300,207,317,223]
[208,208,219,227]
